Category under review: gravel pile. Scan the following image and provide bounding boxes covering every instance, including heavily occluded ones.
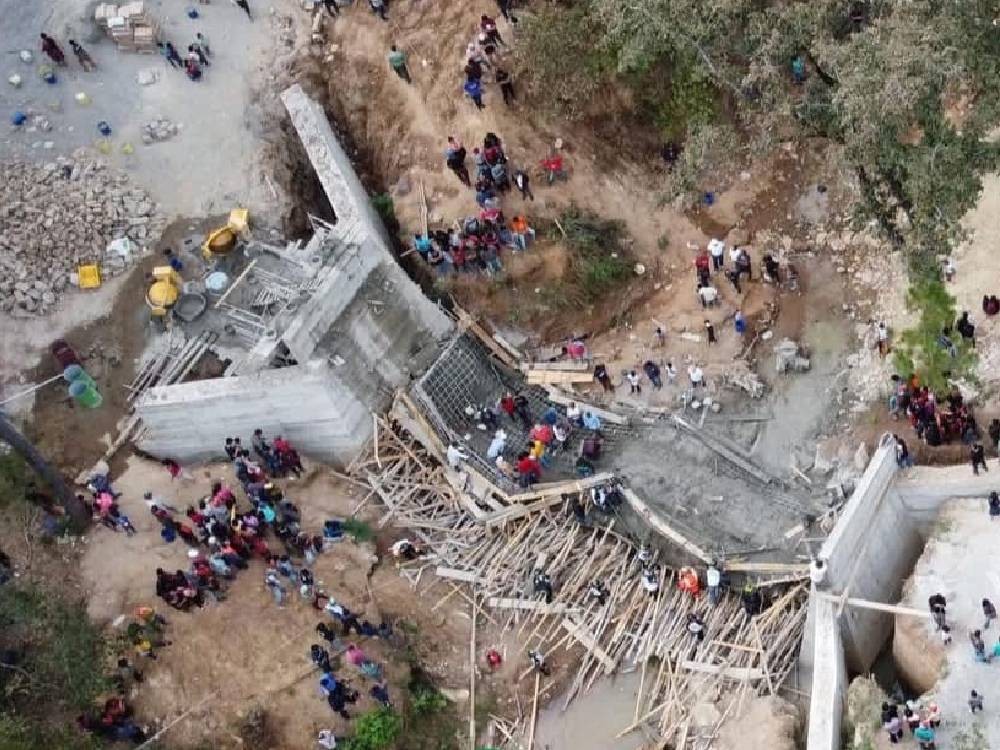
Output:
[0,155,165,315]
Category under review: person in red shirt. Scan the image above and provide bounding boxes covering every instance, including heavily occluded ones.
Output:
[516,452,541,487]
[500,393,516,421]
[694,250,711,285]
[541,154,566,184]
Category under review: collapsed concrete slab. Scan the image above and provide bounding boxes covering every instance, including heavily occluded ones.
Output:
[135,85,453,465]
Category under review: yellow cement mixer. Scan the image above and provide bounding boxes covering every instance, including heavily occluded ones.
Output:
[146,266,182,317]
[202,208,249,261]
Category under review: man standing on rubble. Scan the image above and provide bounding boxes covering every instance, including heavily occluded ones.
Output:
[971,442,988,475]
[446,442,467,470]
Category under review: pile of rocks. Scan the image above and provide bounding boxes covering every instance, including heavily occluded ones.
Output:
[141,117,179,144]
[0,154,166,315]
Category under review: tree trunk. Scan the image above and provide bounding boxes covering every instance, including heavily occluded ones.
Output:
[0,412,90,530]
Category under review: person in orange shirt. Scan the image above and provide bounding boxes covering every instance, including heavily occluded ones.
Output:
[510,215,535,250]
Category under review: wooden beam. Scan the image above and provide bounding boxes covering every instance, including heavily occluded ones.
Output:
[468,600,477,750]
[436,567,484,585]
[526,370,594,386]
[672,415,776,484]
[679,661,764,681]
[455,307,520,367]
[815,591,932,618]
[521,361,591,373]
[504,472,615,505]
[724,561,810,575]
[544,387,629,425]
[487,597,581,615]
[621,488,714,564]
[561,619,616,674]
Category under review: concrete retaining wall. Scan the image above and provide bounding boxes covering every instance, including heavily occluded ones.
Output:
[804,441,990,749]
[806,596,847,750]
[137,361,369,465]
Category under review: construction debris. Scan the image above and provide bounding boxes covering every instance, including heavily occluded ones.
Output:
[0,157,161,314]
[141,117,179,144]
[352,414,808,749]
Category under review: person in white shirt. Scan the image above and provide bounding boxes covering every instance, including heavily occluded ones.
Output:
[665,362,678,382]
[706,563,722,604]
[566,401,581,425]
[446,442,467,469]
[697,284,719,308]
[642,567,660,598]
[688,364,704,387]
[626,370,641,394]
[708,238,726,271]
[487,429,507,459]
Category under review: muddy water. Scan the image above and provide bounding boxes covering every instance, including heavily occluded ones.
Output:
[533,671,648,750]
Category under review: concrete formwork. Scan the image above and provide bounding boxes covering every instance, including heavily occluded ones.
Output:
[135,85,453,465]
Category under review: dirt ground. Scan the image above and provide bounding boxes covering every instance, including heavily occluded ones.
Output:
[78,457,457,747]
[78,455,589,748]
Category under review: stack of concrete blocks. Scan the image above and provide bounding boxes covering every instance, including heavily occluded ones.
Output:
[136,85,453,467]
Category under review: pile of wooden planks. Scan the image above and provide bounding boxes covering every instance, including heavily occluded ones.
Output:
[351,417,809,749]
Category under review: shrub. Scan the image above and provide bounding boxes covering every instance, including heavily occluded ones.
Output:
[341,708,402,750]
[409,684,449,717]
[559,207,631,304]
[513,3,616,120]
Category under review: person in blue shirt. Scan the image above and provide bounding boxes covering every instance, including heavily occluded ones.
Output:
[413,234,432,259]
[464,79,484,109]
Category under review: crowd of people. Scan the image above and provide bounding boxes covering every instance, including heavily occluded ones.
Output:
[448,391,612,486]
[415,132,539,278]
[889,375,983,452]
[81,425,409,744]
[155,33,213,81]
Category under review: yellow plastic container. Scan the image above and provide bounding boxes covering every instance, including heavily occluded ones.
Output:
[228,207,249,234]
[78,264,102,289]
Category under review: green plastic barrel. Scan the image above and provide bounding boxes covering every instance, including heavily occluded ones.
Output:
[68,379,103,408]
[63,364,96,388]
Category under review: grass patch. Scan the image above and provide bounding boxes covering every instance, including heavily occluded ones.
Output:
[548,207,632,308]
[342,518,375,543]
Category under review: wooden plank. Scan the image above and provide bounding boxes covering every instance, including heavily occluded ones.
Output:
[544,387,629,425]
[724,561,810,574]
[455,307,520,367]
[521,361,591,373]
[679,661,764,681]
[621,488,713,564]
[469,600,477,750]
[815,591,932,618]
[561,619,616,674]
[526,370,594,386]
[527,671,540,750]
[487,597,581,615]
[672,414,776,484]
[504,472,615,505]
[436,566,483,584]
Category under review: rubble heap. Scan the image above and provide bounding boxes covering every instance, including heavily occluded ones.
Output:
[0,155,164,315]
[141,117,179,144]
